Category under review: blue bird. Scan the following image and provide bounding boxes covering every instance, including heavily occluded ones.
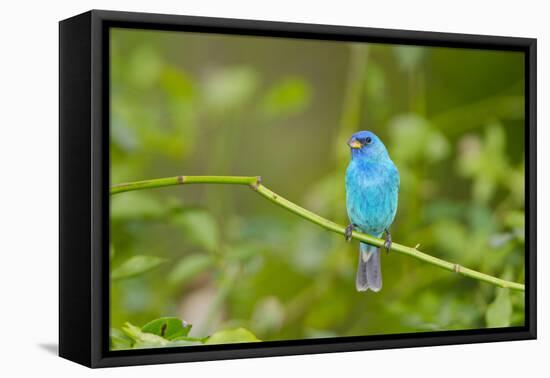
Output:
[345,131,399,292]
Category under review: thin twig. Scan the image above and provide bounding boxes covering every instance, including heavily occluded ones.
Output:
[111,175,525,292]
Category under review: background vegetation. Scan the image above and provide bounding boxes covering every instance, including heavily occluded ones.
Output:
[109,28,525,349]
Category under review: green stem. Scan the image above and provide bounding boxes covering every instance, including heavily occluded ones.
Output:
[110,175,525,292]
[110,175,255,195]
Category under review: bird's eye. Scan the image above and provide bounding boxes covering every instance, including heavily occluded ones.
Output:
[365,137,372,144]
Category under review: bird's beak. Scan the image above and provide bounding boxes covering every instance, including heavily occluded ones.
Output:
[348,139,362,149]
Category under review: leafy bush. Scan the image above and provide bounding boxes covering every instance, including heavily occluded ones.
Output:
[109,29,525,350]
[111,316,260,350]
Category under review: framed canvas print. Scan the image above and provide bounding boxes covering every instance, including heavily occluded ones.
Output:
[59,10,536,368]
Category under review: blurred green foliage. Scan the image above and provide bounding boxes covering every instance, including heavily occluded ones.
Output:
[110,316,260,350]
[109,29,525,349]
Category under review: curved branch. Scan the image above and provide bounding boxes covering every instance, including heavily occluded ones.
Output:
[111,175,525,292]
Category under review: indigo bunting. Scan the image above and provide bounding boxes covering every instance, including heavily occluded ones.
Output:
[345,131,399,292]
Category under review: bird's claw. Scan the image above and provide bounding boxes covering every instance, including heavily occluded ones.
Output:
[345,224,354,242]
[384,229,392,254]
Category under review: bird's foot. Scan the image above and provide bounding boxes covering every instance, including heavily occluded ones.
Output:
[345,224,355,242]
[384,229,392,254]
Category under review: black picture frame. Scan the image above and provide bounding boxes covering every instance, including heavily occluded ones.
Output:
[59,9,537,368]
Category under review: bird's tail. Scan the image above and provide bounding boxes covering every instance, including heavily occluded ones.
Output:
[356,242,382,292]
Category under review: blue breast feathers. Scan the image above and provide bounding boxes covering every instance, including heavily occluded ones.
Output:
[345,158,399,236]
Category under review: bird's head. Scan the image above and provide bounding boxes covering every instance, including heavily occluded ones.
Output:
[347,131,389,161]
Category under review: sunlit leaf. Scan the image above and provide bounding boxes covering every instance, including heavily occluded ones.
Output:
[202,66,258,111]
[128,45,162,89]
[226,242,263,262]
[364,62,387,98]
[505,211,525,229]
[486,289,512,327]
[457,124,510,204]
[111,192,166,220]
[122,322,169,348]
[160,65,194,101]
[168,254,215,286]
[260,77,311,120]
[393,45,425,72]
[389,114,449,164]
[110,328,134,350]
[109,245,115,261]
[111,256,167,280]
[168,338,203,347]
[172,210,219,252]
[141,317,192,340]
[251,297,285,333]
[204,328,261,345]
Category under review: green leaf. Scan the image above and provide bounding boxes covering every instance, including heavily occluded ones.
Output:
[251,297,285,333]
[110,328,134,350]
[172,210,219,252]
[204,328,261,345]
[504,210,525,229]
[168,339,203,347]
[172,335,208,343]
[168,254,215,286]
[141,317,192,340]
[389,114,449,163]
[226,242,262,262]
[111,192,166,220]
[128,45,162,89]
[111,256,166,280]
[486,289,512,327]
[160,65,194,101]
[260,77,311,120]
[393,45,425,72]
[109,245,115,261]
[121,322,169,348]
[202,66,259,111]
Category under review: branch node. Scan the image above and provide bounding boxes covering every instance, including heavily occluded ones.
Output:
[453,264,461,273]
[250,176,262,191]
[177,175,186,184]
